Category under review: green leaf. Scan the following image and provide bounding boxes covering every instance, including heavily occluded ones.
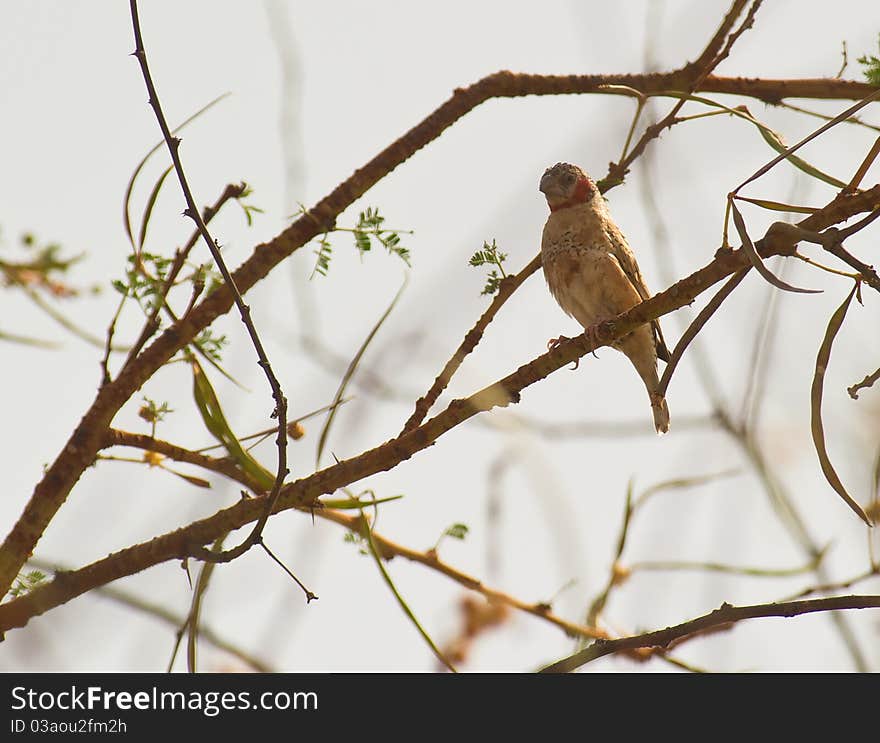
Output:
[311,238,333,278]
[857,34,880,86]
[138,165,174,250]
[754,120,848,189]
[194,329,228,363]
[443,523,469,541]
[470,239,507,295]
[482,270,502,296]
[354,230,372,255]
[190,357,275,491]
[9,570,47,598]
[321,494,404,509]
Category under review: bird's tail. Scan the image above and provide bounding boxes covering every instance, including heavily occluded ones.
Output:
[650,393,670,435]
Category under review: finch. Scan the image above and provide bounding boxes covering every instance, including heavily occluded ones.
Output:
[539,162,671,434]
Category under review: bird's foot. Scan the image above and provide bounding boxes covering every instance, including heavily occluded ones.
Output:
[583,324,603,357]
[547,335,579,370]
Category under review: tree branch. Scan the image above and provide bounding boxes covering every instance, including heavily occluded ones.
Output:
[128,0,288,566]
[0,49,874,596]
[539,594,880,673]
[2,183,877,633]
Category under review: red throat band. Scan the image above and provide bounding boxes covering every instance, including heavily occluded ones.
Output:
[549,177,594,212]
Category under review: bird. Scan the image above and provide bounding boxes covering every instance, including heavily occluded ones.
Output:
[539,162,671,434]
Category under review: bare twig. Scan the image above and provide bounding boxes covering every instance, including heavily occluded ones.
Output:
[848,367,880,399]
[658,268,750,396]
[128,1,288,565]
[734,87,880,195]
[540,594,880,673]
[331,510,606,642]
[259,541,318,603]
[780,567,880,602]
[846,135,880,193]
[401,255,541,433]
[602,0,761,189]
[629,555,824,578]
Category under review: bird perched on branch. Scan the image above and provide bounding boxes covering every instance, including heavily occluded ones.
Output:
[539,162,671,434]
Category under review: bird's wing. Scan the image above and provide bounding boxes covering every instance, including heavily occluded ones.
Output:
[603,223,671,363]
[602,223,651,302]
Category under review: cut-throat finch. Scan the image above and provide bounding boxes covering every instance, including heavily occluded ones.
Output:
[539,162,671,434]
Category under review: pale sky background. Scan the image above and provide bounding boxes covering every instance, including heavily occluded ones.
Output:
[1,1,879,671]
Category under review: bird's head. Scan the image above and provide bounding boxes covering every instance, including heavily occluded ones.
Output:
[539,162,597,212]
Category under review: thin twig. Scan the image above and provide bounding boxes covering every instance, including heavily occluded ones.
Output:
[734,87,880,195]
[658,268,750,397]
[100,295,128,385]
[777,101,880,134]
[401,255,541,433]
[848,367,880,399]
[121,182,247,369]
[317,279,406,467]
[602,0,760,189]
[845,135,880,193]
[328,509,607,642]
[128,1,288,565]
[780,567,879,602]
[540,594,880,673]
[629,555,824,578]
[260,541,318,603]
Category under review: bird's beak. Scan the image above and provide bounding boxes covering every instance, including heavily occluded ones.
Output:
[538,172,553,195]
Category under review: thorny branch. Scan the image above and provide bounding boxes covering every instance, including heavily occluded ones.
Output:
[401,255,541,433]
[540,594,880,672]
[0,62,872,599]
[127,1,288,566]
[2,182,878,633]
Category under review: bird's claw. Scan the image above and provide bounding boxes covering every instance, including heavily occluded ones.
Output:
[583,324,603,359]
[547,336,579,370]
